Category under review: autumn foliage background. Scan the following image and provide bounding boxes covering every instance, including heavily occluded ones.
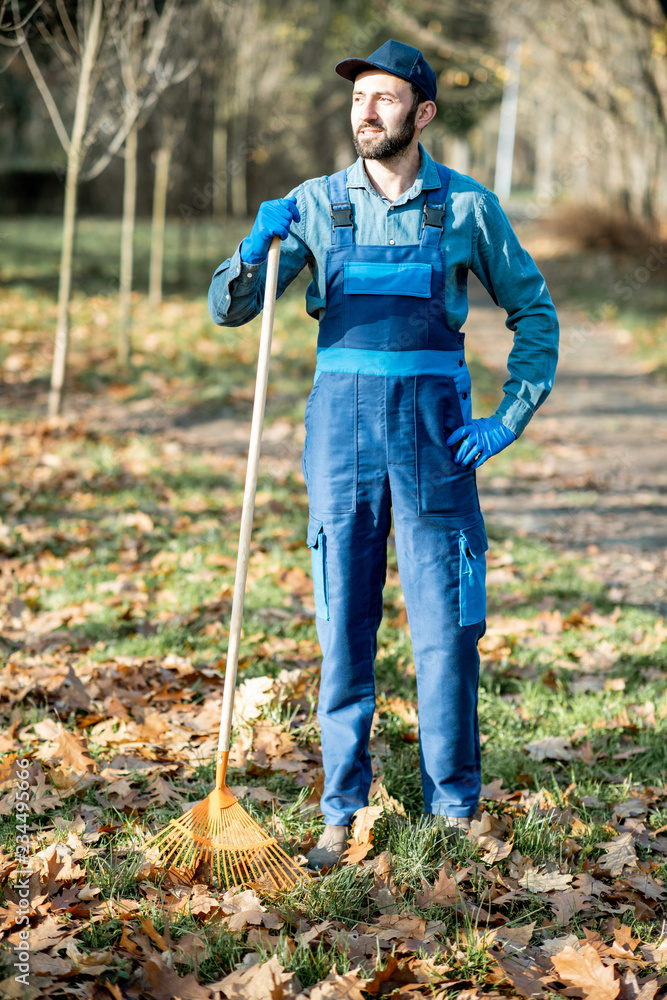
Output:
[1,1,667,998]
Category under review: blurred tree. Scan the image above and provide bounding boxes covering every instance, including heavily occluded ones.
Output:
[108,0,196,365]
[387,0,503,174]
[148,111,186,305]
[2,0,192,412]
[498,0,667,220]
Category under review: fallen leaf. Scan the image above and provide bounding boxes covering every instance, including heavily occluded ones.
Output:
[308,967,369,1000]
[414,866,459,909]
[524,737,576,761]
[595,833,638,876]
[551,944,620,1000]
[550,889,592,926]
[639,939,667,965]
[143,952,213,998]
[215,953,297,999]
[53,725,96,773]
[539,934,583,957]
[518,866,573,893]
[617,969,658,1000]
[619,873,666,901]
[494,922,536,953]
[343,804,383,863]
[488,949,550,998]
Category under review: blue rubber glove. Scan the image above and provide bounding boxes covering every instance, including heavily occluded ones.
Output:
[240,197,301,264]
[446,416,516,469]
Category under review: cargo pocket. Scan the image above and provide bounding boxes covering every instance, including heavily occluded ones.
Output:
[307,516,329,621]
[458,519,488,626]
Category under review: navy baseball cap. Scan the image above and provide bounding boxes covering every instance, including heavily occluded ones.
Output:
[335,39,437,103]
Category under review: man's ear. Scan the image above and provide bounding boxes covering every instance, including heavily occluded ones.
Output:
[417,101,437,131]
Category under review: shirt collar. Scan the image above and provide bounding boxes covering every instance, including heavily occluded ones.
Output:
[345,143,442,205]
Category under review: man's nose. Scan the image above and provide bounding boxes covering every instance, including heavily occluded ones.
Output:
[358,99,379,119]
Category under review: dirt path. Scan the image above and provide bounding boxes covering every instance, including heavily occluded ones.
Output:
[465,275,667,612]
[91,270,666,615]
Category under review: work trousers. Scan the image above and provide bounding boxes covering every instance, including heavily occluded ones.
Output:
[304,371,487,826]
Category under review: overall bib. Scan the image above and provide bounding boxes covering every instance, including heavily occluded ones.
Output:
[303,164,488,825]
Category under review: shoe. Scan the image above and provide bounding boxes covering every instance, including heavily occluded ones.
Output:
[427,814,471,839]
[306,824,350,870]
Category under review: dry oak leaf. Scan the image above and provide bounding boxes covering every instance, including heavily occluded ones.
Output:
[551,944,620,1000]
[619,873,666,901]
[234,675,275,723]
[480,837,513,865]
[468,810,510,841]
[493,921,536,953]
[617,969,658,1000]
[415,866,459,909]
[219,886,282,930]
[518,865,574,893]
[487,949,550,999]
[539,934,584,957]
[343,804,383,863]
[595,833,638,876]
[53,724,96,773]
[306,967,369,1000]
[610,924,641,958]
[169,885,221,919]
[142,952,213,999]
[524,737,576,761]
[216,953,298,999]
[550,889,593,926]
[639,939,667,965]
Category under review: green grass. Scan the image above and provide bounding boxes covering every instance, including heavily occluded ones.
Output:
[1,225,666,995]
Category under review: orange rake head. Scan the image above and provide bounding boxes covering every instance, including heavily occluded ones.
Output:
[142,785,309,891]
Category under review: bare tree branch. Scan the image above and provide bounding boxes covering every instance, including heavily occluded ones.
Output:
[11,0,70,150]
[55,0,79,56]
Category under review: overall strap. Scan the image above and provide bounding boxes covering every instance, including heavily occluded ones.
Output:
[420,162,451,248]
[328,168,354,245]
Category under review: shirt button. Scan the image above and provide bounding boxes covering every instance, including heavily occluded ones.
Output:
[389,239,395,245]
[246,272,253,278]
[458,360,463,367]
[462,392,468,399]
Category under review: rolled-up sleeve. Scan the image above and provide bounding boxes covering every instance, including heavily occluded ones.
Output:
[208,187,313,327]
[471,190,559,437]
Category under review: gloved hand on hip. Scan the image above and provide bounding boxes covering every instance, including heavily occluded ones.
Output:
[240,197,301,264]
[446,416,516,469]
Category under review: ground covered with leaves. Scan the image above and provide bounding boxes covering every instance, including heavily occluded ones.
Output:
[1,220,666,999]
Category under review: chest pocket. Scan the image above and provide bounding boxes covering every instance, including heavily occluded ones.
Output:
[343,262,432,297]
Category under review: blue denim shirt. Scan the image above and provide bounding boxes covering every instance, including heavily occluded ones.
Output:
[208,144,558,437]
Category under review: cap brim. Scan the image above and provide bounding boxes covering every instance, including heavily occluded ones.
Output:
[335,57,383,83]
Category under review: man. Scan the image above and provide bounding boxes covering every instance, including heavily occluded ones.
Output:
[209,40,558,870]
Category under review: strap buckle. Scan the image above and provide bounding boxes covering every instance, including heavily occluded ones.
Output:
[422,202,445,230]
[330,203,353,228]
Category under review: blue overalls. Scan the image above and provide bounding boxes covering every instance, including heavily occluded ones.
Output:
[303,164,488,825]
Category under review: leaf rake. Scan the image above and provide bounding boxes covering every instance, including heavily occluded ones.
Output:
[142,236,308,891]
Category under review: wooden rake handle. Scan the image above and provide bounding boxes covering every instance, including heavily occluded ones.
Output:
[216,235,281,786]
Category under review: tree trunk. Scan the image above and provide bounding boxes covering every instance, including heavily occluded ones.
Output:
[229,112,248,218]
[49,152,80,418]
[118,122,138,367]
[149,142,171,307]
[447,135,470,176]
[535,97,553,201]
[212,100,229,220]
[494,36,523,202]
[48,0,104,418]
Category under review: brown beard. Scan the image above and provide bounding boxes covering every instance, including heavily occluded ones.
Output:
[353,102,419,160]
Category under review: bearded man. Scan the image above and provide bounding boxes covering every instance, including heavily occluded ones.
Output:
[209,40,559,869]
